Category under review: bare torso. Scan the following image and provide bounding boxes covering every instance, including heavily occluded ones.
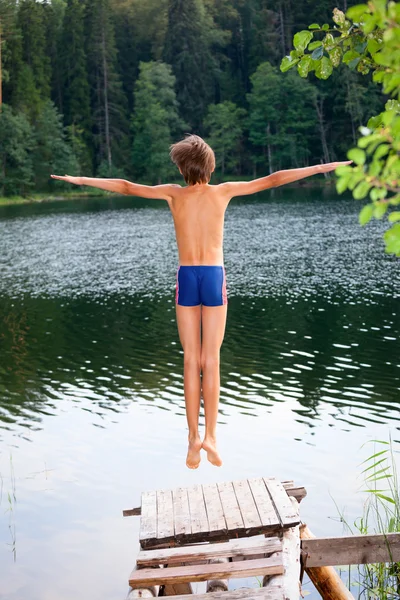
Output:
[168,184,228,266]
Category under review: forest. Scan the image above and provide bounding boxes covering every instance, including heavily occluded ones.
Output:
[0,0,386,196]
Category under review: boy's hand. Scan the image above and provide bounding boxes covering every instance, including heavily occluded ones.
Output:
[319,160,353,173]
[51,174,82,185]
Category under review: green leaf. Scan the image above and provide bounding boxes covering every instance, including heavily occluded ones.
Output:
[329,47,342,67]
[354,180,372,199]
[343,50,361,64]
[374,144,390,160]
[388,211,400,223]
[336,175,350,194]
[372,70,385,83]
[315,56,333,79]
[362,13,378,34]
[348,57,361,69]
[346,4,368,21]
[297,55,312,78]
[311,45,324,60]
[384,223,400,256]
[348,147,365,165]
[293,30,313,52]
[308,23,320,29]
[367,37,381,55]
[308,41,323,51]
[321,24,329,31]
[335,165,352,176]
[374,202,387,219]
[359,203,374,225]
[280,55,299,72]
[374,493,396,504]
[360,449,388,464]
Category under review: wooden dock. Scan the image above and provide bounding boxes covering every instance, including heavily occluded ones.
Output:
[123,476,400,599]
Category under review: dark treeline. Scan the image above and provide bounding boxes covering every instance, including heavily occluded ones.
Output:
[0,0,385,195]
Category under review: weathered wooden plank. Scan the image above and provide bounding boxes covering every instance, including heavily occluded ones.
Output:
[187,483,209,535]
[232,479,262,529]
[129,556,284,587]
[139,491,157,543]
[163,561,193,597]
[202,483,227,533]
[217,480,244,531]
[248,478,280,529]
[123,481,307,517]
[172,487,191,538]
[137,537,282,566]
[151,587,284,600]
[156,489,174,540]
[302,532,400,568]
[264,478,300,528]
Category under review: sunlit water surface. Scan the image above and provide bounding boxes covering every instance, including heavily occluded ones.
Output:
[0,189,399,599]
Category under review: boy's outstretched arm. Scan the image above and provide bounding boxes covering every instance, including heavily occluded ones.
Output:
[50,175,179,201]
[220,161,352,199]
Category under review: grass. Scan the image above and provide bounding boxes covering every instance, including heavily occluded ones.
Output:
[336,437,400,599]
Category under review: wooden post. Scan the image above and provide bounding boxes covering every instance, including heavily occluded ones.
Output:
[263,497,301,599]
[300,524,355,600]
[206,557,229,593]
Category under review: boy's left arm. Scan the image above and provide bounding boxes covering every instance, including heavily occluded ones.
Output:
[219,161,352,199]
[50,175,179,201]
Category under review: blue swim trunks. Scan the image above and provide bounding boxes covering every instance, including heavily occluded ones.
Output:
[176,266,228,307]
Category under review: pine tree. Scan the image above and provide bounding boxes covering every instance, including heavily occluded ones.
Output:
[85,0,129,174]
[0,103,34,195]
[204,101,246,176]
[17,0,52,103]
[131,61,184,183]
[163,0,215,131]
[61,0,92,171]
[32,99,78,191]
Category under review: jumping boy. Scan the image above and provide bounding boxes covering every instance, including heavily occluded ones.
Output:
[51,134,350,469]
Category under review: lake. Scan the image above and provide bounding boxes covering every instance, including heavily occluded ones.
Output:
[0,188,399,599]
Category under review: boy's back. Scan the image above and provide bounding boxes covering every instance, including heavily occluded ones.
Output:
[169,184,227,266]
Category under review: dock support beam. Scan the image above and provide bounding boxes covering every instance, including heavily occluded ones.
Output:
[300,525,355,600]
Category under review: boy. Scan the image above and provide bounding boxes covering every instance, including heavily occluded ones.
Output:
[51,134,350,469]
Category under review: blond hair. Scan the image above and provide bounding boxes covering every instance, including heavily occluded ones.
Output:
[170,135,215,185]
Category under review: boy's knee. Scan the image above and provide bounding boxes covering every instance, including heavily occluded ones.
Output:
[200,353,220,371]
[184,351,201,369]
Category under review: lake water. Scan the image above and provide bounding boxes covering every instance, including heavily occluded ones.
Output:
[0,189,399,599]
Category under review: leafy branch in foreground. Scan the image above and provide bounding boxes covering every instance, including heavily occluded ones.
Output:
[281,2,400,256]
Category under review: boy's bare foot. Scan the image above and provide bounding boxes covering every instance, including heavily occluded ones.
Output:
[202,437,223,467]
[186,437,202,469]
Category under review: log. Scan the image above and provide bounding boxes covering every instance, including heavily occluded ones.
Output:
[300,525,355,600]
[127,585,158,598]
[206,557,229,593]
[263,497,301,599]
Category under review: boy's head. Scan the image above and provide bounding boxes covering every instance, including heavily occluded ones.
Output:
[170,135,215,185]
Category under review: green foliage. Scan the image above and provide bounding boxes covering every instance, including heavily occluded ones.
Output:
[338,438,400,598]
[131,61,184,183]
[247,62,318,173]
[281,1,400,256]
[32,99,79,191]
[205,101,246,176]
[0,103,34,196]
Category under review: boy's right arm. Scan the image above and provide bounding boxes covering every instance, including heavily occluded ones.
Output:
[50,175,179,201]
[220,162,352,199]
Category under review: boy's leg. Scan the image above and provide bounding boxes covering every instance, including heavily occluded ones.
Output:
[200,304,227,466]
[176,304,202,468]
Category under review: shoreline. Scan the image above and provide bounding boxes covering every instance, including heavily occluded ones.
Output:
[0,178,335,208]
